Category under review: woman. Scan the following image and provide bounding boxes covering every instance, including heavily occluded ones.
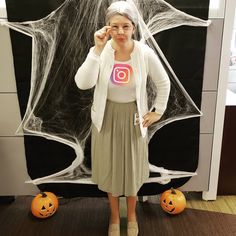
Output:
[75,1,170,235]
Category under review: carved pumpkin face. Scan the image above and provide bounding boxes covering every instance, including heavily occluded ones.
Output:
[160,188,186,214]
[31,192,58,218]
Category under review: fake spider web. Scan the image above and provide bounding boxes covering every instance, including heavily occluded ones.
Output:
[0,0,210,185]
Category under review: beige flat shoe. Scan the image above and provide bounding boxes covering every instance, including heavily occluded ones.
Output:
[108,223,120,236]
[127,221,139,236]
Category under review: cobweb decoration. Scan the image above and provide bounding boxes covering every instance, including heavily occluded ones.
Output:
[0,0,210,185]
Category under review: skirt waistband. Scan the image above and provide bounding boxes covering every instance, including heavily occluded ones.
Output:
[106,99,136,106]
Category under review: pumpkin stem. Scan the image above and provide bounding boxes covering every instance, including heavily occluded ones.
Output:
[171,188,176,194]
[41,192,47,198]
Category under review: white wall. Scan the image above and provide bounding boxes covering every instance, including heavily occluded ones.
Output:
[0,2,39,195]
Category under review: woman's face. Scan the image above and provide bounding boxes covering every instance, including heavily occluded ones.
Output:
[108,14,135,44]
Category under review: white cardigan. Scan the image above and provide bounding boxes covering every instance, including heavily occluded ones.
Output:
[75,40,170,137]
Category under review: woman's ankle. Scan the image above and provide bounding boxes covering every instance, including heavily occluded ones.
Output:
[109,213,120,224]
[127,214,137,222]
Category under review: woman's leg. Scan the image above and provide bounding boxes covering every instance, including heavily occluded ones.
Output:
[126,196,139,236]
[126,196,137,222]
[107,193,120,224]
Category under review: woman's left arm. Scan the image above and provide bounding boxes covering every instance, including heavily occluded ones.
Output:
[142,48,170,128]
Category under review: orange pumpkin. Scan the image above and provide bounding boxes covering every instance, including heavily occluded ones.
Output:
[31,192,58,218]
[160,188,186,214]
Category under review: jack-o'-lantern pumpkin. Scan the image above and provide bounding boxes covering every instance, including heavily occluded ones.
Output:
[31,192,58,218]
[160,188,186,214]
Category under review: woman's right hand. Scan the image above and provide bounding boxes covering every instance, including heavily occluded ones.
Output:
[93,26,111,55]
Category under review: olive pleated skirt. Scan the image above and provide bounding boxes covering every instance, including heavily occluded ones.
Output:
[91,100,149,197]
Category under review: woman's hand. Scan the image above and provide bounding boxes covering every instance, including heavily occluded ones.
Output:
[142,112,162,128]
[93,26,111,55]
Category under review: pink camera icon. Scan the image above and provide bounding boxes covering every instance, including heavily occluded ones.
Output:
[112,64,131,84]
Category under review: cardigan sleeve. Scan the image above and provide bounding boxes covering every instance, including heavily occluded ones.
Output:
[147,48,170,115]
[74,47,100,90]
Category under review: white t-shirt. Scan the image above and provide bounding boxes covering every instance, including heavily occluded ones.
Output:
[107,60,136,103]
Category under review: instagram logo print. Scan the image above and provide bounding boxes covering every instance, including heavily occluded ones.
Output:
[112,64,132,84]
